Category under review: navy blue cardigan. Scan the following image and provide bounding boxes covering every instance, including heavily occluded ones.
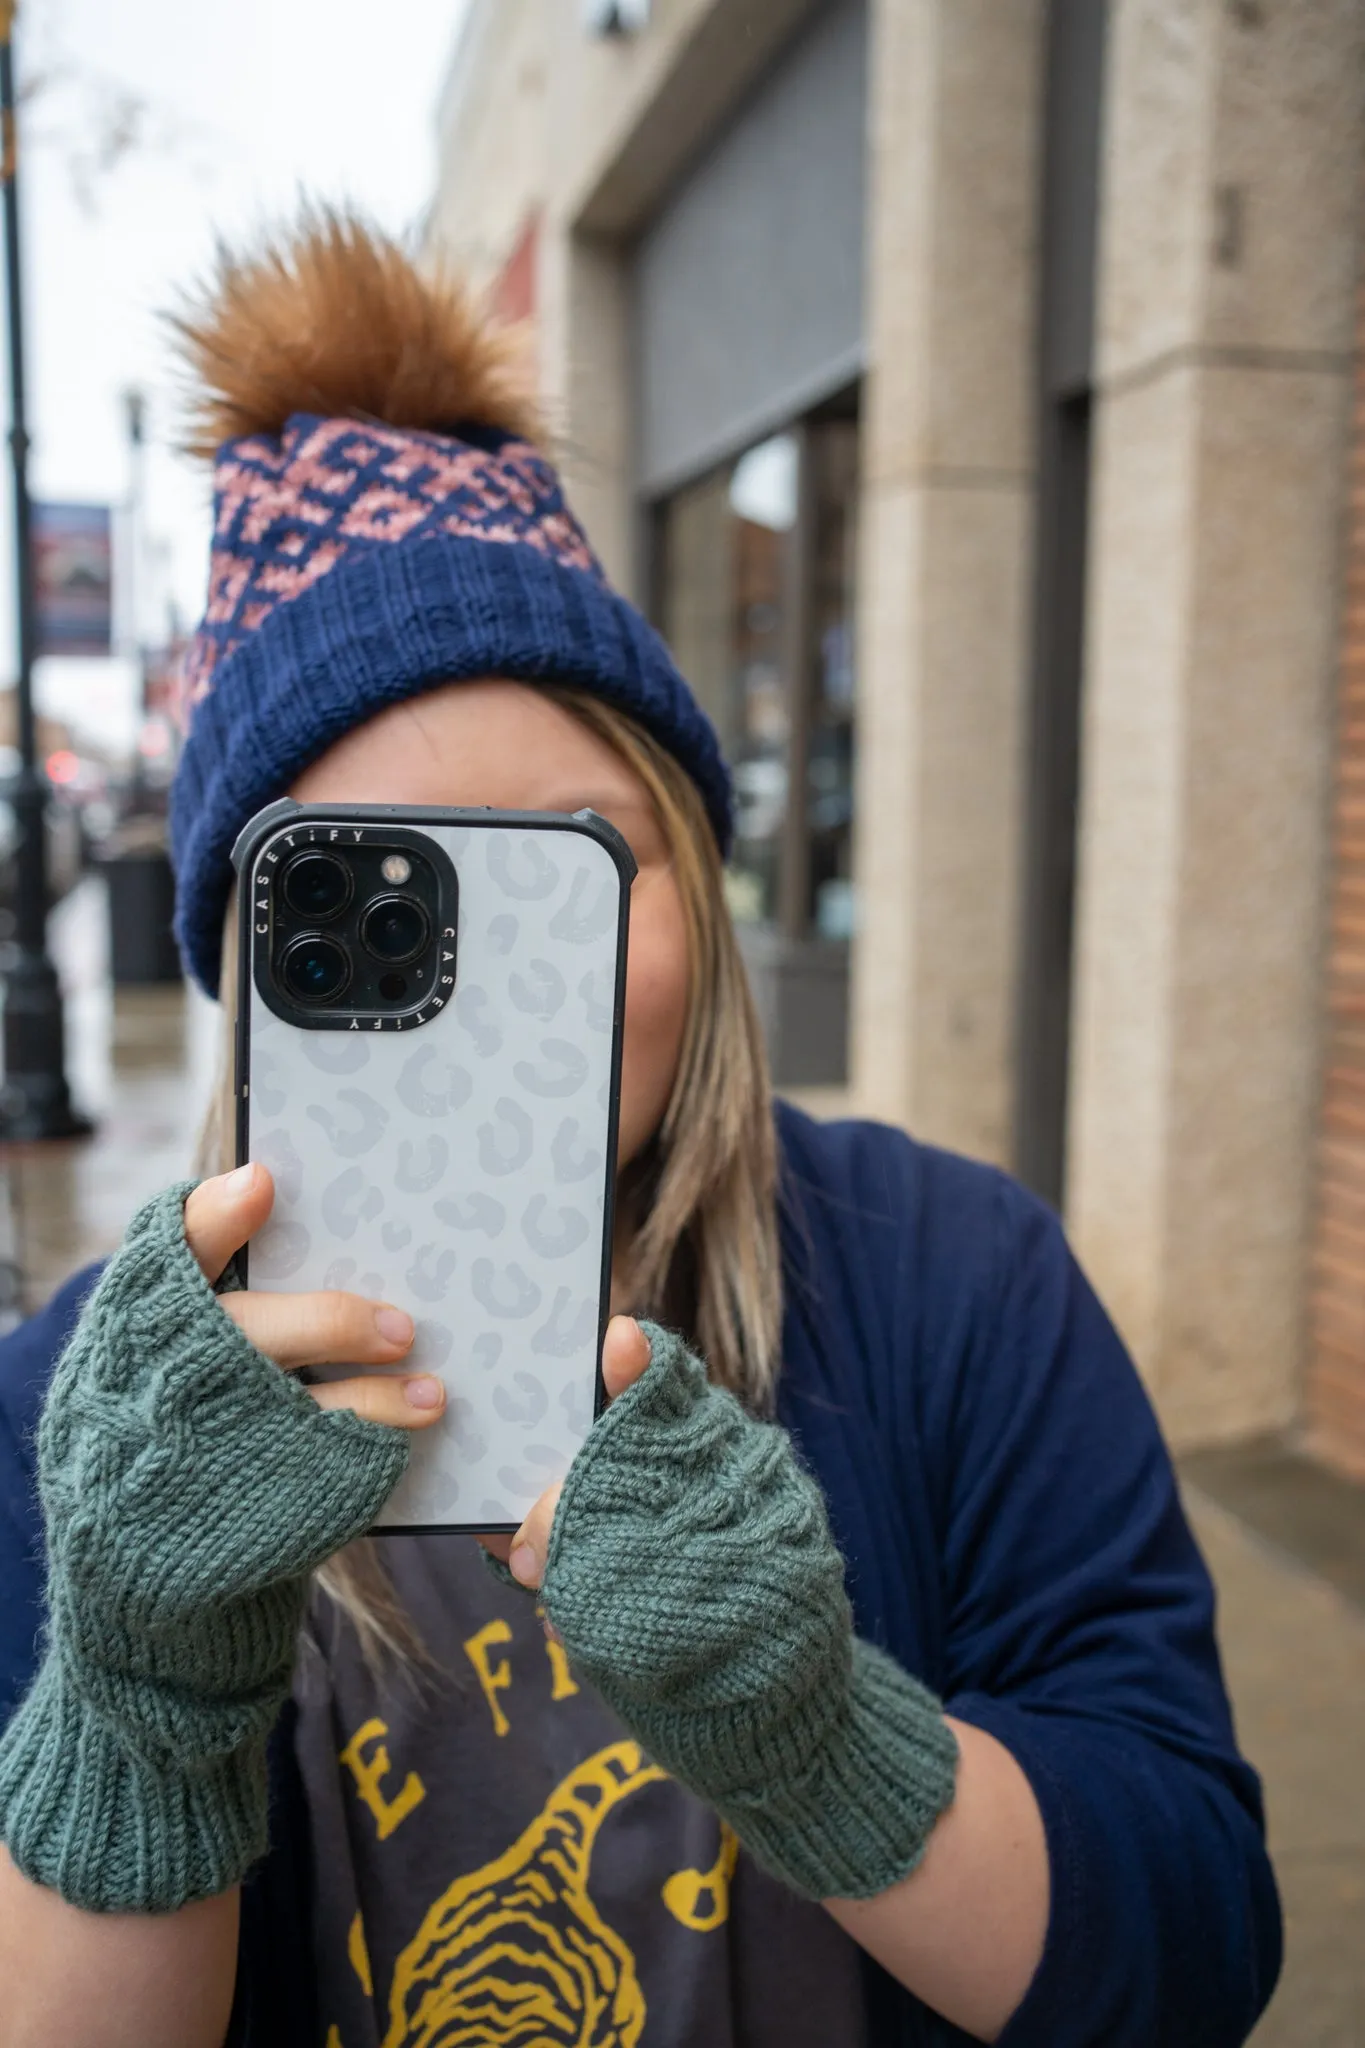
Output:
[0,1105,1280,2044]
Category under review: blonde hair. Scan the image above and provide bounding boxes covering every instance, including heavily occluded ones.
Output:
[204,689,781,1666]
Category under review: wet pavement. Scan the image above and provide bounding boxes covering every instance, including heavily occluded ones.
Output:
[0,878,218,1315]
[2,876,1362,2041]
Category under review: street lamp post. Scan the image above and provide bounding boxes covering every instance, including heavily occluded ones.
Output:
[124,387,148,793]
[0,2,88,1140]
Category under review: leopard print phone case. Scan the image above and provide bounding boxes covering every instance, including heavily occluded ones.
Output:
[234,801,631,1533]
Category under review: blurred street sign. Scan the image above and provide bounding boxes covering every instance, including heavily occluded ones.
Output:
[33,502,113,657]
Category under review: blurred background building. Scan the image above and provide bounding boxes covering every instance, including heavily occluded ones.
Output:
[428,0,1365,1486]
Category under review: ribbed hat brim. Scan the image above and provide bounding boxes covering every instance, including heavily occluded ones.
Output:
[170,533,733,996]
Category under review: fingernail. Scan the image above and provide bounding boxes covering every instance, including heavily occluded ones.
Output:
[510,1541,539,1587]
[225,1163,255,1194]
[403,1375,443,1409]
[375,1306,414,1346]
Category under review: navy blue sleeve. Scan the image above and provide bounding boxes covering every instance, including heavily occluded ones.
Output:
[0,1267,101,1721]
[920,1166,1280,2045]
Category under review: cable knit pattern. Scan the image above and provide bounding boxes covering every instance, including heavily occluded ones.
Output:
[539,1323,959,1900]
[0,1182,409,1913]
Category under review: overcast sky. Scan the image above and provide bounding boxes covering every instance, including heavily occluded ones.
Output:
[11,0,469,752]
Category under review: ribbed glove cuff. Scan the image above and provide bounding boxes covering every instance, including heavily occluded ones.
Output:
[0,1656,270,1913]
[720,1640,959,1899]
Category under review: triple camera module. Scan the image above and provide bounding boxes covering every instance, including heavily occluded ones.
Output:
[254,827,458,1032]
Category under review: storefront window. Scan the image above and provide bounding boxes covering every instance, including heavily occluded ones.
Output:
[655,404,858,942]
[654,398,859,1085]
[805,419,859,943]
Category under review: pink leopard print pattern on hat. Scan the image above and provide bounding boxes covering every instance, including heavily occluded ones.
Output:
[182,415,604,716]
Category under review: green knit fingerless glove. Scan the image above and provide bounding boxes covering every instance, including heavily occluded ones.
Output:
[0,1181,409,1913]
[539,1323,959,1900]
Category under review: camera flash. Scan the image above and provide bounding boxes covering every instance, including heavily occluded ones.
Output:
[380,854,412,885]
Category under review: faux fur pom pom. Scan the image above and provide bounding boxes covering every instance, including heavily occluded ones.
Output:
[169,206,540,461]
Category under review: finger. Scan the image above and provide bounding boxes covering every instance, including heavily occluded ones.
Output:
[475,1322,650,1568]
[478,1322,649,1573]
[307,1372,446,1431]
[183,1163,274,1285]
[601,1315,651,1401]
[507,1480,563,1591]
[221,1289,416,1371]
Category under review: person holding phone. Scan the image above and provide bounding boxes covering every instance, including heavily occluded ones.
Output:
[0,212,1279,2048]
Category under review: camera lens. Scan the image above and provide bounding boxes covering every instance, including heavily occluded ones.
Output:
[280,934,351,1005]
[360,894,429,965]
[281,851,352,921]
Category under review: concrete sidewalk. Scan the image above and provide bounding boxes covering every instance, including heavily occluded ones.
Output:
[1187,1490,1365,2044]
[5,877,1364,2040]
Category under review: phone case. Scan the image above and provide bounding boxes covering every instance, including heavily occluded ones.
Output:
[232,800,632,1534]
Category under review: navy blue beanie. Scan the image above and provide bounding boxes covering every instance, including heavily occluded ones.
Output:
[169,411,732,996]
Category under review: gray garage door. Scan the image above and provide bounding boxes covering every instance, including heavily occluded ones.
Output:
[633,0,868,500]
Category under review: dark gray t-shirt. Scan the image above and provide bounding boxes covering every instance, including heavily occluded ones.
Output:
[294,1536,866,2048]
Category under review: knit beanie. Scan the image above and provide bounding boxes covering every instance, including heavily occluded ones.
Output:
[167,211,732,997]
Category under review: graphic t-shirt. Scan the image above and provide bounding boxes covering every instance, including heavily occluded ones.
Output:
[294,1536,866,2048]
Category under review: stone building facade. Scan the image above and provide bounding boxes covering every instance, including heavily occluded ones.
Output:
[428,0,1365,1462]
[1309,274,1365,1482]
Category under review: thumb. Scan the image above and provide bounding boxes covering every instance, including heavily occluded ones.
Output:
[183,1164,274,1285]
[508,1480,562,1591]
[487,1321,654,1587]
[602,1314,651,1399]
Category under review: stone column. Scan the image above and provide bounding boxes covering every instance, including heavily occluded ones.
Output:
[850,0,1044,1162]
[1066,0,1365,1444]
[538,224,636,595]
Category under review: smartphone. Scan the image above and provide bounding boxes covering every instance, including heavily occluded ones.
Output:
[231,797,633,1535]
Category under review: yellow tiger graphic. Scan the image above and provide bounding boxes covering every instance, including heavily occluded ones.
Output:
[380,1740,666,2048]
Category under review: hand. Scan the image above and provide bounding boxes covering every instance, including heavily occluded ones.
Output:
[184,1162,446,1432]
[490,1322,959,1906]
[0,1176,420,1913]
[479,1313,650,1583]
